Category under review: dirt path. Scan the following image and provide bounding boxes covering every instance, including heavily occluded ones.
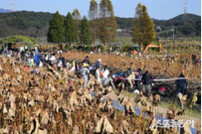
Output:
[104,91,200,125]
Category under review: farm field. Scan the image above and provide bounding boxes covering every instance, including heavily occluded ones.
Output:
[0,53,200,134]
[0,0,201,133]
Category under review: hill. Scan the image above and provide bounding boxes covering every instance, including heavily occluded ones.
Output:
[0,11,53,37]
[116,14,201,37]
[0,8,11,13]
[0,11,200,38]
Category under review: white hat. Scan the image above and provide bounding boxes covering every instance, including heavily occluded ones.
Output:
[134,90,140,95]
[98,59,101,62]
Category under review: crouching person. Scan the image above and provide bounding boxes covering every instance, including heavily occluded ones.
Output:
[101,65,116,89]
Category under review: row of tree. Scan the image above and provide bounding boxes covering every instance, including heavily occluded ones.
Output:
[47,11,92,44]
[47,0,156,47]
[47,0,117,44]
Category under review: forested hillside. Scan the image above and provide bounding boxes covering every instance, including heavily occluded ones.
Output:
[0,11,53,37]
[116,14,201,37]
[0,11,200,38]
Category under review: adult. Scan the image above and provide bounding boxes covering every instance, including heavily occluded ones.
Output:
[34,54,41,67]
[49,53,56,66]
[24,44,28,52]
[175,73,187,96]
[95,65,102,84]
[135,68,142,90]
[35,47,38,54]
[94,59,102,69]
[141,70,153,94]
[102,65,116,88]
[79,64,90,89]
[82,56,91,65]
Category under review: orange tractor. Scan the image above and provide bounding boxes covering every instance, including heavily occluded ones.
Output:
[143,43,162,54]
[131,43,162,57]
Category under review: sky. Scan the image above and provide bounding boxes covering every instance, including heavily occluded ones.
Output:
[0,0,201,20]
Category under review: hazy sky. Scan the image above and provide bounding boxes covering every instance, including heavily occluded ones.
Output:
[0,0,201,20]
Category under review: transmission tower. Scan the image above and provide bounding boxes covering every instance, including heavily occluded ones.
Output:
[184,0,187,17]
[11,0,14,12]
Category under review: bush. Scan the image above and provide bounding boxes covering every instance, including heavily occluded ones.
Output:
[70,45,76,50]
[2,35,37,46]
[64,45,69,50]
[121,45,133,52]
[86,45,92,52]
[100,45,104,51]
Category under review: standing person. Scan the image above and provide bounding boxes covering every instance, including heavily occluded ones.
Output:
[109,46,113,53]
[95,65,102,85]
[28,44,31,52]
[79,64,90,89]
[24,44,28,52]
[35,47,38,54]
[34,54,41,67]
[141,70,153,95]
[60,44,63,51]
[175,73,187,96]
[135,68,142,90]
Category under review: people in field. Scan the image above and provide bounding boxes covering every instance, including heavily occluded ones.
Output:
[95,65,102,84]
[82,56,91,65]
[1,43,197,97]
[79,63,90,89]
[35,46,38,54]
[102,65,116,88]
[94,59,102,69]
[141,70,153,95]
[175,72,187,96]
[135,68,142,90]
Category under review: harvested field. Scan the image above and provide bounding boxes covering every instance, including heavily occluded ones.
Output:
[62,51,201,82]
[0,56,200,133]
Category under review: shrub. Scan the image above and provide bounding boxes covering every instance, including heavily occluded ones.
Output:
[2,35,37,46]
[71,45,76,50]
[86,45,92,52]
[121,45,133,52]
[100,45,104,52]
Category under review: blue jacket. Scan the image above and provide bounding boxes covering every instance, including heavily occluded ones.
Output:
[176,77,187,87]
[34,54,41,62]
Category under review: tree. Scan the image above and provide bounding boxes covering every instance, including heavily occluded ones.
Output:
[132,3,155,47]
[64,12,78,43]
[80,16,93,45]
[89,0,98,21]
[99,0,117,44]
[72,9,81,42]
[72,9,81,20]
[89,0,99,42]
[47,11,65,43]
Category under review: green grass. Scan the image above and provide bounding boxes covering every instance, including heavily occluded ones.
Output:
[160,101,201,119]
[116,89,201,119]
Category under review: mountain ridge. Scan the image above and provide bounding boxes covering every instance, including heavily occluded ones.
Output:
[0,11,200,37]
